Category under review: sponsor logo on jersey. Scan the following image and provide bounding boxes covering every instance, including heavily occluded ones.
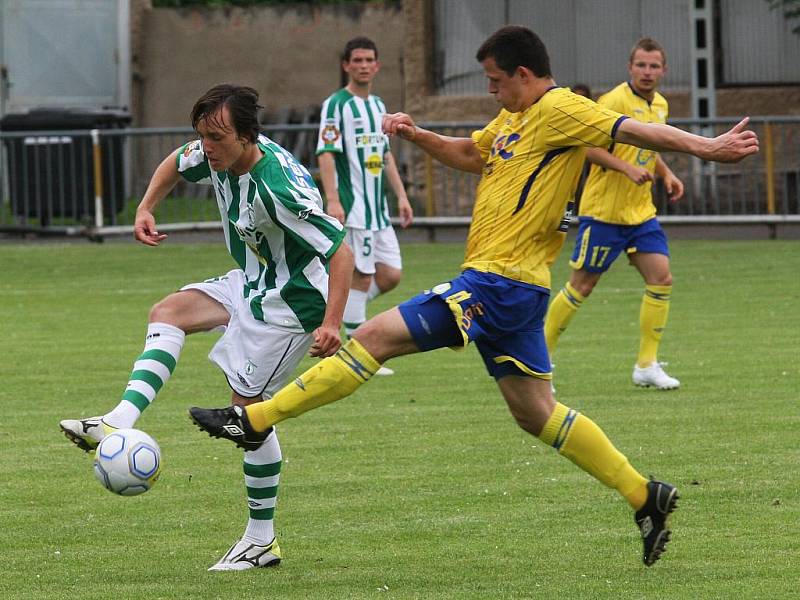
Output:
[355,133,385,147]
[365,154,383,175]
[321,124,340,144]
[490,133,521,160]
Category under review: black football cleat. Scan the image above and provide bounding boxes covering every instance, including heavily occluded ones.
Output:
[188,405,269,451]
[635,479,679,566]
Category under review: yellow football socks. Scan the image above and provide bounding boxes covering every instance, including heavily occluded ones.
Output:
[538,402,648,510]
[544,281,585,354]
[638,284,671,368]
[246,338,381,431]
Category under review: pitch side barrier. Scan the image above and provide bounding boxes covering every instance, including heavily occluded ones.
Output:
[0,118,798,239]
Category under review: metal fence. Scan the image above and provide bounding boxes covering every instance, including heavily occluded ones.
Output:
[1,117,799,238]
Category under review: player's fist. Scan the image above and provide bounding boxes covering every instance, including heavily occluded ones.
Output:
[383,113,417,140]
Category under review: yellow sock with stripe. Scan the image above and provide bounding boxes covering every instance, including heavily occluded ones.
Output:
[538,402,649,510]
[638,284,671,368]
[246,338,381,431]
[544,282,586,354]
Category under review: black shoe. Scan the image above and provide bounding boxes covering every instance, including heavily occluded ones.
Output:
[635,479,679,566]
[188,405,269,451]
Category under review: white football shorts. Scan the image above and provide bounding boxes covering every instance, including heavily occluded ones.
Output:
[182,269,313,398]
[346,226,402,275]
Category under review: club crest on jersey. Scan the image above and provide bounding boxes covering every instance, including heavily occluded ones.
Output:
[321,123,340,144]
[183,140,201,157]
[490,133,521,160]
[635,148,657,167]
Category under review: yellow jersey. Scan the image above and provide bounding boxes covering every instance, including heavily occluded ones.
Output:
[579,82,669,224]
[463,87,626,289]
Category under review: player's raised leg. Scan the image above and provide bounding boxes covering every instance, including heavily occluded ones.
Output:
[60,290,228,451]
[189,306,418,443]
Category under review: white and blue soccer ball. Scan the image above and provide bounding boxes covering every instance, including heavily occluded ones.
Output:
[93,428,161,496]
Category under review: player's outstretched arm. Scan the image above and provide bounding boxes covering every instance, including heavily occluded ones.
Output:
[134,149,181,246]
[383,113,484,174]
[310,241,354,358]
[615,117,759,163]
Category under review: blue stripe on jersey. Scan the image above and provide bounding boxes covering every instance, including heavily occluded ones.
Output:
[610,115,629,139]
[513,147,572,215]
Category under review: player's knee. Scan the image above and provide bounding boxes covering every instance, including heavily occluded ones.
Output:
[379,271,401,292]
[148,295,182,325]
[653,273,673,286]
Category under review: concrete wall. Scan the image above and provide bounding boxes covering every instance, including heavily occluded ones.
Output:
[131,1,405,127]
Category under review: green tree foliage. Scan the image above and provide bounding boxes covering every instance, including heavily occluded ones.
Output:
[767,0,800,33]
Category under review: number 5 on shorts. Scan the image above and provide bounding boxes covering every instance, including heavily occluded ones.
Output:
[362,236,372,257]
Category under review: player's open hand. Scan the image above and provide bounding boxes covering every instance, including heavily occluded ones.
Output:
[625,165,655,185]
[134,210,167,246]
[383,113,417,141]
[705,117,759,163]
[397,197,414,228]
[310,324,342,358]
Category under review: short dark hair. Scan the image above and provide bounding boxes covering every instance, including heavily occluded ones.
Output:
[190,84,263,143]
[571,83,592,98]
[342,36,378,62]
[630,37,666,66]
[475,26,551,78]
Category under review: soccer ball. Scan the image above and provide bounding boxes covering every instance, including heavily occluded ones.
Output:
[93,428,161,496]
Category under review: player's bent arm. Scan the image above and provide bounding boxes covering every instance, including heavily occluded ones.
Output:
[615,117,759,163]
[134,149,181,245]
[586,147,651,184]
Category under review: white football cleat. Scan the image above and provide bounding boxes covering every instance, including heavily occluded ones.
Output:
[632,362,680,390]
[375,365,394,376]
[59,416,118,453]
[208,538,282,571]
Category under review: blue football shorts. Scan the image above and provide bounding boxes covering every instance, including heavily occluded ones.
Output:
[397,269,552,380]
[569,217,669,273]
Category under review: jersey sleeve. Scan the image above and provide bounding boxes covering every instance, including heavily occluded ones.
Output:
[176,140,212,184]
[471,111,505,162]
[544,92,628,149]
[316,97,344,155]
[260,152,345,260]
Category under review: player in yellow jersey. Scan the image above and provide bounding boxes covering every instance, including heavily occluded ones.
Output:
[545,39,685,390]
[190,26,759,566]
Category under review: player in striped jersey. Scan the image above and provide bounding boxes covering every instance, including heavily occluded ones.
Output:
[60,84,353,571]
[190,28,758,566]
[545,39,685,390]
[317,37,414,375]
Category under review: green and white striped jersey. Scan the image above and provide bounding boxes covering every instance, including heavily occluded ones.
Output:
[177,135,345,333]
[316,89,392,231]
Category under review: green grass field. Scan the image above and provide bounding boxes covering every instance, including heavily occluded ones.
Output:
[1,239,798,599]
